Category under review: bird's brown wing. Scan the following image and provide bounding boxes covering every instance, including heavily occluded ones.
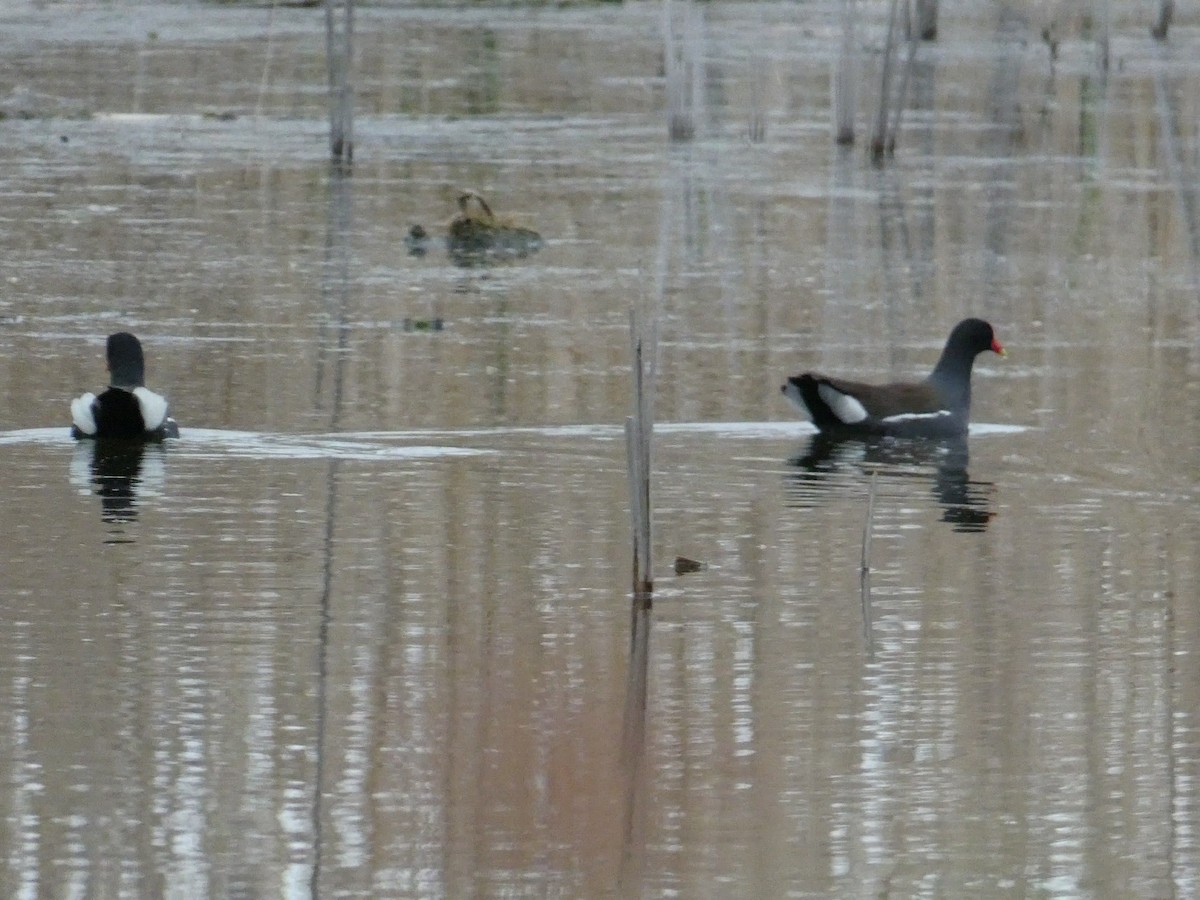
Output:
[819,377,947,419]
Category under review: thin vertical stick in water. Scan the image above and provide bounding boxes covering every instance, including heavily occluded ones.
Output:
[1096,0,1111,74]
[870,0,902,162]
[255,1,278,121]
[325,0,355,163]
[914,0,938,40]
[1151,0,1173,40]
[749,53,767,143]
[625,416,644,585]
[627,309,655,595]
[886,11,921,156]
[1153,51,1200,294]
[860,471,877,649]
[663,0,698,141]
[833,0,858,145]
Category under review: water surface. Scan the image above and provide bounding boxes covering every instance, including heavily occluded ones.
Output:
[1,2,1198,897]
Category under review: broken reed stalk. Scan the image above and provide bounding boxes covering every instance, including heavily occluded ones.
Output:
[254,1,278,120]
[1151,0,1173,40]
[626,309,656,595]
[1096,0,1111,74]
[1152,51,1200,286]
[885,12,921,155]
[833,0,858,145]
[748,54,767,143]
[663,0,698,141]
[914,0,938,41]
[860,471,878,647]
[869,0,902,162]
[324,0,355,163]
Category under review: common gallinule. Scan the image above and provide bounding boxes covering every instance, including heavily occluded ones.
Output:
[781,318,1005,438]
[71,332,179,440]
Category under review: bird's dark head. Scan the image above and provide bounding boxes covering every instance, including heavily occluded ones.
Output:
[951,318,1005,358]
[106,332,146,389]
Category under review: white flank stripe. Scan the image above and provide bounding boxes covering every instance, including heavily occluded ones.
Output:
[133,387,169,431]
[71,393,98,435]
[817,383,869,424]
[880,410,952,423]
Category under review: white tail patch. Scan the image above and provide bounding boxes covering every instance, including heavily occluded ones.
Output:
[880,410,952,423]
[71,393,98,435]
[817,383,869,424]
[133,387,169,431]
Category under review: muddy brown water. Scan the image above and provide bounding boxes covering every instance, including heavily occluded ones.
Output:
[1,2,1198,897]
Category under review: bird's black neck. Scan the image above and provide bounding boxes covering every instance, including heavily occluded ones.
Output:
[927,348,976,414]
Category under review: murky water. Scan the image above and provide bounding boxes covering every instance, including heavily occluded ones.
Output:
[1,2,1198,897]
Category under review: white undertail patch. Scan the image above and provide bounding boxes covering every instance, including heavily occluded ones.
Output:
[71,393,98,435]
[880,410,952,423]
[133,387,169,431]
[817,383,869,424]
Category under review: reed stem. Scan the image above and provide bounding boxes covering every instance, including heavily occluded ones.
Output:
[627,309,656,595]
[870,0,902,162]
[325,0,355,163]
[833,0,858,145]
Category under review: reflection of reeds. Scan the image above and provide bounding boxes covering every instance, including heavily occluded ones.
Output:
[1153,48,1200,293]
[914,0,938,40]
[324,0,354,163]
[870,0,919,163]
[310,163,354,899]
[663,0,702,141]
[869,0,901,162]
[833,0,858,145]
[860,471,877,654]
[1096,0,1111,73]
[618,595,652,894]
[1151,0,1174,40]
[748,54,767,143]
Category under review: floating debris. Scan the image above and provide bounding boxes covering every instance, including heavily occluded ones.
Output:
[674,556,705,576]
[405,191,542,264]
[446,190,542,261]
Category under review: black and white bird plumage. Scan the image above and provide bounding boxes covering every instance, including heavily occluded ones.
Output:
[781,318,1005,438]
[71,332,179,441]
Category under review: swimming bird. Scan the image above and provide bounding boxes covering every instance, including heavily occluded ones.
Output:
[71,332,179,440]
[780,318,1005,438]
[445,189,542,257]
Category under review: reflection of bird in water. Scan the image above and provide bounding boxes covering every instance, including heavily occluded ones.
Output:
[781,318,1005,439]
[785,433,996,533]
[70,332,179,441]
[70,440,167,532]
